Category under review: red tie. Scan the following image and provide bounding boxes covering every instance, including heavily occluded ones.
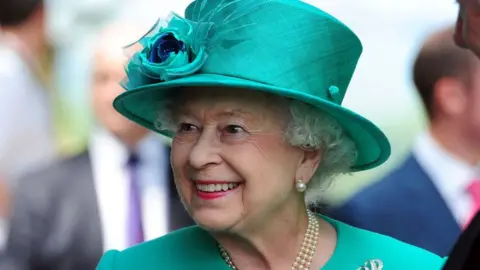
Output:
[465,180,480,229]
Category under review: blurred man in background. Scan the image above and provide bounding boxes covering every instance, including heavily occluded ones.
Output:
[0,23,193,270]
[456,0,480,58]
[447,2,480,268]
[0,0,57,250]
[330,26,480,257]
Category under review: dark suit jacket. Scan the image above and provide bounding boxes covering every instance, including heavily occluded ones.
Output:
[443,211,480,269]
[329,154,461,257]
[0,148,193,270]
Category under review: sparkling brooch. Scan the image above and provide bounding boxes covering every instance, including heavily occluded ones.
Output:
[357,259,383,270]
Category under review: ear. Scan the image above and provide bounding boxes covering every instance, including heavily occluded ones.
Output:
[434,77,468,117]
[295,149,322,185]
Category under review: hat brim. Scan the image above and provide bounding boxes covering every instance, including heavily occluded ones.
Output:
[113,73,391,171]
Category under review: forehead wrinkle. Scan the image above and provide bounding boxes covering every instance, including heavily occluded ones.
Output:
[176,103,261,121]
[218,107,285,131]
[220,108,252,117]
[172,90,290,130]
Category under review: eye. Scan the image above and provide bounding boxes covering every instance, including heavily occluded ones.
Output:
[177,122,199,133]
[223,125,246,134]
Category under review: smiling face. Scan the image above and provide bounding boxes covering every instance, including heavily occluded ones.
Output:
[170,87,320,232]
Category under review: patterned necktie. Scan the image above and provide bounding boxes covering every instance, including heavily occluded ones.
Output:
[126,152,144,246]
[465,180,480,229]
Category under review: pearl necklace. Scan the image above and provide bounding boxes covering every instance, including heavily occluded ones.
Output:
[218,210,320,270]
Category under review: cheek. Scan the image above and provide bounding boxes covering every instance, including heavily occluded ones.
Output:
[93,86,120,115]
[470,102,480,128]
[171,140,195,200]
[225,135,299,197]
[463,87,480,137]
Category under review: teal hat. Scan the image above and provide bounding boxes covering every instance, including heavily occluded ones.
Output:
[114,0,391,171]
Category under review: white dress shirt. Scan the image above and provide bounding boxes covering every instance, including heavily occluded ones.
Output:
[89,128,170,252]
[413,131,478,226]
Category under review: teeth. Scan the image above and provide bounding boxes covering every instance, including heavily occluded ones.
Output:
[196,183,239,193]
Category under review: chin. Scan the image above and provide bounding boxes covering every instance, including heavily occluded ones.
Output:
[191,209,239,232]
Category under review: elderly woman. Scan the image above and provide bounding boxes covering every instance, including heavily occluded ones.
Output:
[97,0,447,269]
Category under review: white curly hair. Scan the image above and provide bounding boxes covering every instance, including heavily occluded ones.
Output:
[153,90,358,205]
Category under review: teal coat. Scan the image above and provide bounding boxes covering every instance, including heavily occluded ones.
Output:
[96,216,446,269]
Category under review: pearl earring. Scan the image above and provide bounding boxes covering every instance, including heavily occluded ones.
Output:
[295,179,307,192]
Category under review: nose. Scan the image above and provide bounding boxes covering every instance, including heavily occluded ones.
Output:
[188,129,222,169]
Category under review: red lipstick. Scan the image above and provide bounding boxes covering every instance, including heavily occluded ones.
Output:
[194,181,241,200]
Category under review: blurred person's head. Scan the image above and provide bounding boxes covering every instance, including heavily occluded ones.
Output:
[455,0,480,58]
[413,25,480,164]
[91,23,149,147]
[0,0,46,55]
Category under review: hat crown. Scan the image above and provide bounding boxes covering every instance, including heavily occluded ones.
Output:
[184,0,362,105]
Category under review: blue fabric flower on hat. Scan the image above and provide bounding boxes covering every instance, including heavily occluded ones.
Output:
[123,14,209,87]
[149,33,187,63]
